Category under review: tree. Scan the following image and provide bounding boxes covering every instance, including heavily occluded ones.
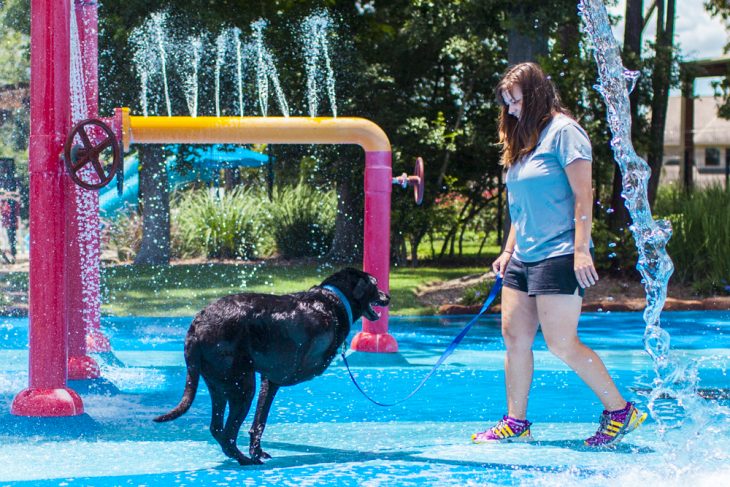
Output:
[365,0,506,263]
[646,0,676,205]
[0,1,31,219]
[58,1,641,267]
[134,145,170,265]
[607,0,643,233]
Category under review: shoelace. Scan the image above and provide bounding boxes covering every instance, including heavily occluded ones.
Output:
[595,414,611,435]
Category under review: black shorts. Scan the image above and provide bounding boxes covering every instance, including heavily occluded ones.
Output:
[503,253,585,297]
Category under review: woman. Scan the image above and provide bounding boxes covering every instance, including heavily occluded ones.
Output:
[472,63,646,447]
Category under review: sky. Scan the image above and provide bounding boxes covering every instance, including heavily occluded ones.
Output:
[607,0,729,96]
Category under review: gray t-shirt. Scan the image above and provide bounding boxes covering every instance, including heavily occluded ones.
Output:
[506,113,593,263]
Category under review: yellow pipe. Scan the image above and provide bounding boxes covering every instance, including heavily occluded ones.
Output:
[118,108,391,153]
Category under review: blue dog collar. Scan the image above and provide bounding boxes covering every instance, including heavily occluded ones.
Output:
[323,284,353,326]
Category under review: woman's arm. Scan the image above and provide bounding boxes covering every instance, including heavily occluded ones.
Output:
[492,223,516,278]
[564,159,599,288]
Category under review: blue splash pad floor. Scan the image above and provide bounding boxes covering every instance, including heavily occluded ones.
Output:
[1,312,730,486]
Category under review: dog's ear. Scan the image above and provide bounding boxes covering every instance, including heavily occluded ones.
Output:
[353,277,370,300]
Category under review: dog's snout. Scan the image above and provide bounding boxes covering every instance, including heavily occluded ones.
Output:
[377,290,390,306]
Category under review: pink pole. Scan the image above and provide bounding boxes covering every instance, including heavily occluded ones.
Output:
[351,150,398,353]
[67,0,105,380]
[12,0,84,416]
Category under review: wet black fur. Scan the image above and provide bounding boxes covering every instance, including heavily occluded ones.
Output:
[153,267,390,465]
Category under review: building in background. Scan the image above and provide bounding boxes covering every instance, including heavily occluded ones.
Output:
[663,95,730,188]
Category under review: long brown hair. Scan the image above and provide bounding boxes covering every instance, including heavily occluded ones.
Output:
[496,63,571,167]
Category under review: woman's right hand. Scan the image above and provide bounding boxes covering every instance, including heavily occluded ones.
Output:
[491,250,513,278]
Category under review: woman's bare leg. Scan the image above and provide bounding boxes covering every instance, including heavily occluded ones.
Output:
[501,286,539,419]
[536,293,625,411]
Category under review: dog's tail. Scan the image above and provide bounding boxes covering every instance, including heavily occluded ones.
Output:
[153,336,201,423]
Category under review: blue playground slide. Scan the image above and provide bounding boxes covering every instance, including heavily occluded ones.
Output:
[99,145,269,216]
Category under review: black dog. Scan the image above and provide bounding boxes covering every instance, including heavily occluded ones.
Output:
[154,267,390,465]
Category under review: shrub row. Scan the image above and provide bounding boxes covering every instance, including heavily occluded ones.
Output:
[106,183,336,261]
[653,184,730,294]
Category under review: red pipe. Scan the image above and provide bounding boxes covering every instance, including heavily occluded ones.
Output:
[12,0,83,416]
[67,0,104,380]
[351,150,398,352]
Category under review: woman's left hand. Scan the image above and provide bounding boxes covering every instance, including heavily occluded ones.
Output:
[574,250,599,288]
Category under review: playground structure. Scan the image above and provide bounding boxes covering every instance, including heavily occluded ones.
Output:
[99,146,270,216]
[12,0,424,417]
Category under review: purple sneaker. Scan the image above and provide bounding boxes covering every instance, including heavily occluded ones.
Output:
[472,415,533,443]
[584,401,647,447]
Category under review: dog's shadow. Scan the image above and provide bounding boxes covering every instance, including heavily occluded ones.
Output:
[209,439,652,473]
[212,441,419,471]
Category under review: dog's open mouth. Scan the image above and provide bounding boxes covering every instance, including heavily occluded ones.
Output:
[364,291,390,321]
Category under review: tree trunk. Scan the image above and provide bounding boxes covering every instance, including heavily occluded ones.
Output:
[647,0,675,206]
[409,235,420,267]
[507,5,549,65]
[609,0,644,232]
[223,168,240,190]
[134,145,170,265]
[436,79,474,191]
[326,162,362,263]
[391,232,407,266]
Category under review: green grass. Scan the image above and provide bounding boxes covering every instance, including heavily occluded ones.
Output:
[99,260,487,317]
[407,231,500,260]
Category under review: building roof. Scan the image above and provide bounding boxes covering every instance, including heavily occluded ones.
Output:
[664,95,730,147]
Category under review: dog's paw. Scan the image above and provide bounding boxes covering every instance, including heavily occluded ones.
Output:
[233,454,260,466]
[250,447,272,462]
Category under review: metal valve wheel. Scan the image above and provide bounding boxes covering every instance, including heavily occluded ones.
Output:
[392,157,425,205]
[63,118,122,190]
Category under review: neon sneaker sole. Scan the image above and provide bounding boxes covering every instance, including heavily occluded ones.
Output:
[471,430,533,444]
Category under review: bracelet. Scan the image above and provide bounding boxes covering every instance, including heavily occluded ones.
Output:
[503,249,513,254]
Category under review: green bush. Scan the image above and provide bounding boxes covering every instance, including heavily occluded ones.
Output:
[172,187,269,260]
[461,278,499,306]
[101,210,142,261]
[654,184,730,294]
[591,218,639,274]
[267,183,336,258]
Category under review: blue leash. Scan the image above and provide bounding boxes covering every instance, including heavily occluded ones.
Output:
[341,275,503,407]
